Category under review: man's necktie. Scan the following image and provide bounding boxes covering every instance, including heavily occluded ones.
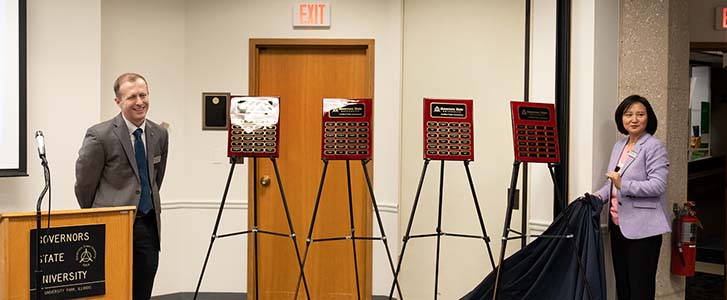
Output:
[133,128,153,214]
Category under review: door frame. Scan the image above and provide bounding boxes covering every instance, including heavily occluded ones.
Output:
[249,38,375,95]
[690,42,727,298]
[247,38,376,297]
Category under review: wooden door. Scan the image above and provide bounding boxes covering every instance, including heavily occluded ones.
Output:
[248,39,375,300]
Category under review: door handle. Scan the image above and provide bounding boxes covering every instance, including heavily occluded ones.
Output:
[260,175,271,187]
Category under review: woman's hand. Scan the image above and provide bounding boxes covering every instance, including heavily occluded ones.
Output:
[590,193,605,203]
[606,171,621,189]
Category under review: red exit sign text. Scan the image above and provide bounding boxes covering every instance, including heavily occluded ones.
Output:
[294,3,330,27]
[716,7,727,30]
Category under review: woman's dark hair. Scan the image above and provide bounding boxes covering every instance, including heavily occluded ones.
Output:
[614,94,657,135]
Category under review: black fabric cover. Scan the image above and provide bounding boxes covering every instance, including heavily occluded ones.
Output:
[461,194,606,300]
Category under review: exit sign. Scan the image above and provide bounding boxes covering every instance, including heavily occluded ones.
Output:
[716,7,727,30]
[294,3,330,28]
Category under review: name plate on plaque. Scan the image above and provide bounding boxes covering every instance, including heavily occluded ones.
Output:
[30,224,106,299]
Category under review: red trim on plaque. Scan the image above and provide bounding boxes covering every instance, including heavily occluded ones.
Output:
[509,101,560,163]
[227,96,281,158]
[321,98,373,160]
[423,98,474,161]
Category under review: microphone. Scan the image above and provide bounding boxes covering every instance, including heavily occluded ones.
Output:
[35,131,46,158]
[34,130,52,300]
[613,166,620,173]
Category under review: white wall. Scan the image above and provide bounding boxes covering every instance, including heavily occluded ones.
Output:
[100,0,403,296]
[570,0,620,199]
[571,0,620,298]
[527,0,557,236]
[591,0,620,196]
[101,0,201,295]
[2,0,625,298]
[528,0,619,231]
[400,0,524,298]
[529,0,618,297]
[0,0,100,212]
[570,0,597,199]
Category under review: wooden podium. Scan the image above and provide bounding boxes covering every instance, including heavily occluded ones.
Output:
[0,206,135,300]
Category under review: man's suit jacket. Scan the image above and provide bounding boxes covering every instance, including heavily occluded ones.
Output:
[596,133,670,240]
[75,113,168,242]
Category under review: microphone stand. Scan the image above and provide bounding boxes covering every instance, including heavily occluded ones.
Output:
[35,156,50,300]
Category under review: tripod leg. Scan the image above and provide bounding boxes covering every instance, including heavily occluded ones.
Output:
[194,162,237,300]
[270,158,311,300]
[360,160,403,300]
[570,236,595,300]
[253,158,260,300]
[559,203,595,300]
[492,161,521,300]
[521,161,528,250]
[346,161,362,300]
[388,159,430,300]
[548,163,565,214]
[295,160,329,299]
[463,161,496,269]
[434,160,445,300]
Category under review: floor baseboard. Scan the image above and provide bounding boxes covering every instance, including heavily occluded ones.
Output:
[152,292,244,300]
[153,292,395,300]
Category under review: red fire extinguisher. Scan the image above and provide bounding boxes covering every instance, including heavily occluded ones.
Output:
[670,202,698,276]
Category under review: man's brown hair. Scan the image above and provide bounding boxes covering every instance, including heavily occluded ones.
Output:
[113,73,148,98]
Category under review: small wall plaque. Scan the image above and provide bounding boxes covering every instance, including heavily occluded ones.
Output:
[202,92,230,130]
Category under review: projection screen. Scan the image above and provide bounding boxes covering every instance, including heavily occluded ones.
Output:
[0,0,26,177]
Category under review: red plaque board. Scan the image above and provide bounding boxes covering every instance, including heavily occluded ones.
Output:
[423,98,474,161]
[510,101,560,163]
[227,96,281,157]
[321,98,373,160]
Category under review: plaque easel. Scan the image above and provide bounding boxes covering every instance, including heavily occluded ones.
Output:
[294,98,402,300]
[491,101,593,300]
[193,97,310,300]
[388,99,496,300]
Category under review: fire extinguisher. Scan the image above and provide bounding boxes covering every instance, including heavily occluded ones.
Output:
[670,202,699,276]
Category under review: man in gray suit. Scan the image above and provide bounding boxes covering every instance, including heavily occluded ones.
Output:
[75,73,168,300]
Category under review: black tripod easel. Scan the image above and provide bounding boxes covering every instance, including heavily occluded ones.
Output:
[193,157,310,300]
[388,159,496,300]
[294,159,402,300]
[491,161,594,300]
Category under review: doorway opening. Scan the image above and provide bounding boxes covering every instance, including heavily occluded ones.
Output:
[686,43,727,299]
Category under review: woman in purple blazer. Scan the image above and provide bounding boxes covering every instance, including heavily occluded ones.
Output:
[595,95,670,300]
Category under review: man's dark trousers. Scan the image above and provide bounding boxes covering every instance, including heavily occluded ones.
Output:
[133,212,159,300]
